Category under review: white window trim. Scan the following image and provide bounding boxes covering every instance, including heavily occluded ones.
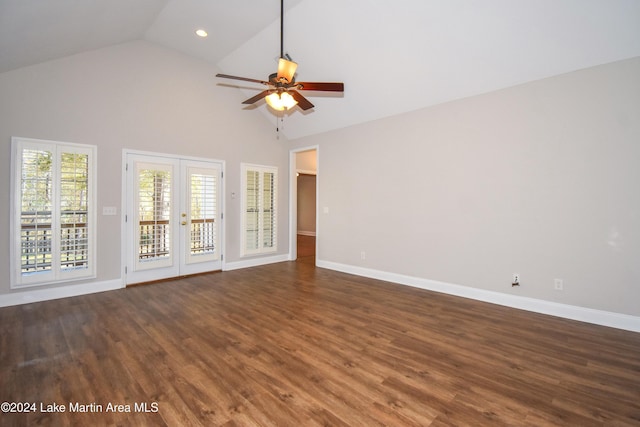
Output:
[10,137,97,288]
[240,163,278,257]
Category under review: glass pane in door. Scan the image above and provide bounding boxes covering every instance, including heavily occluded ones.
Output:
[137,167,172,264]
[189,172,217,258]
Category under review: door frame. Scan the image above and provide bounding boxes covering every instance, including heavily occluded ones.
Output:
[121,149,226,285]
[289,145,319,262]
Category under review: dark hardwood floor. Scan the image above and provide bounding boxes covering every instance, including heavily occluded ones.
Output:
[1,260,639,426]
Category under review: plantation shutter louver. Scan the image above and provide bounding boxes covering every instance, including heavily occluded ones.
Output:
[136,164,173,267]
[188,170,217,257]
[20,148,54,274]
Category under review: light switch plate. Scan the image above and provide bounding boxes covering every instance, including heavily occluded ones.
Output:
[102,206,117,216]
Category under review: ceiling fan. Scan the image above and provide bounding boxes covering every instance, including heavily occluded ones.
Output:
[215,0,344,112]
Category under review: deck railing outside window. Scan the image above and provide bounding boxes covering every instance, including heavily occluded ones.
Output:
[21,210,89,273]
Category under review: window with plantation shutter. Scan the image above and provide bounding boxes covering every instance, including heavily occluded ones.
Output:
[241,163,277,256]
[11,137,96,288]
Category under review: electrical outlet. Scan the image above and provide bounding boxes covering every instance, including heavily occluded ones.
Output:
[512,273,520,286]
[360,251,366,260]
[554,278,564,291]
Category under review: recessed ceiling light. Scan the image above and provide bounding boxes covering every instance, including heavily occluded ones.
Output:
[195,29,208,38]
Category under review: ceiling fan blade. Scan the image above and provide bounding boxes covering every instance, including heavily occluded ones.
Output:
[216,73,270,86]
[242,90,272,105]
[289,90,314,111]
[277,58,298,83]
[296,82,344,92]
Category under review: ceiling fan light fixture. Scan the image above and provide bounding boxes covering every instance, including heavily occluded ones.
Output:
[277,58,298,83]
[266,92,298,111]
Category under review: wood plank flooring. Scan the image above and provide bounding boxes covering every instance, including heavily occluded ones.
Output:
[1,261,639,426]
[296,234,315,259]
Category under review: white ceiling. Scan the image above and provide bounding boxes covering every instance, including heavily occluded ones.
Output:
[1,0,639,139]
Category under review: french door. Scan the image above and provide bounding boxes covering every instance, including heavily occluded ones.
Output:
[125,153,222,285]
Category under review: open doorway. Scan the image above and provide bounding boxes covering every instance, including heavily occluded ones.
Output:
[290,148,317,262]
[297,172,316,259]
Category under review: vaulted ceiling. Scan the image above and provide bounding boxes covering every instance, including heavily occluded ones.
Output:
[1,0,639,139]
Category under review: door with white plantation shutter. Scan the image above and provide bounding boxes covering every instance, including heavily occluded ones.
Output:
[180,161,222,275]
[125,153,222,285]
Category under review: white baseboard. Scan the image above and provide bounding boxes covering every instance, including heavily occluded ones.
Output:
[316,259,640,333]
[223,254,289,271]
[0,279,124,308]
[297,231,316,237]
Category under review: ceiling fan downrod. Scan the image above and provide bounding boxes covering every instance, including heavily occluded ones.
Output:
[280,0,284,59]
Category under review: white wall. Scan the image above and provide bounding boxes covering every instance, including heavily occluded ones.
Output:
[291,57,640,318]
[295,149,317,173]
[0,40,290,297]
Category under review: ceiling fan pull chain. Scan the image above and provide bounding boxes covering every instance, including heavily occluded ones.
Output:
[276,113,286,138]
[276,113,281,137]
